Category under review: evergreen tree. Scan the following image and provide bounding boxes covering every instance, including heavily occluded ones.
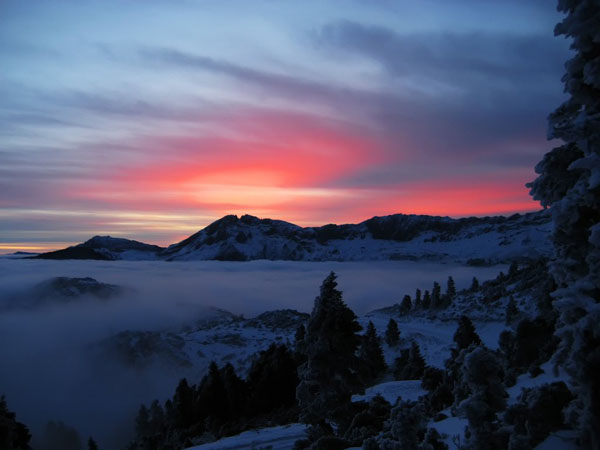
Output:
[42,421,82,450]
[148,400,164,436]
[135,405,150,437]
[431,282,441,308]
[526,2,600,446]
[296,272,362,425]
[358,322,387,384]
[87,437,98,450]
[384,318,400,347]
[0,395,31,450]
[295,324,306,351]
[197,362,228,424]
[453,316,481,350]
[457,347,508,450]
[247,344,297,415]
[422,290,431,309]
[471,277,480,291]
[414,289,422,309]
[446,276,456,300]
[400,294,412,314]
[505,296,519,325]
[394,341,426,380]
[172,378,195,430]
[221,363,247,420]
[508,261,519,278]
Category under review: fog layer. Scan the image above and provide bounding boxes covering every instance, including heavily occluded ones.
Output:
[0,259,504,448]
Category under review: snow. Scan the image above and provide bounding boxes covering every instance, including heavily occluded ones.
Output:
[352,380,426,404]
[430,412,468,447]
[534,430,579,449]
[507,360,570,404]
[184,423,307,450]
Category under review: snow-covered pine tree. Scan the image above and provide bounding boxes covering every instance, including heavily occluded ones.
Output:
[296,272,362,425]
[526,1,600,446]
[458,347,508,450]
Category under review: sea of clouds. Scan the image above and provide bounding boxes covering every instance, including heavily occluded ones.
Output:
[0,258,504,448]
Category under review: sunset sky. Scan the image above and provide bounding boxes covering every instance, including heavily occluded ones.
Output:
[0,1,570,252]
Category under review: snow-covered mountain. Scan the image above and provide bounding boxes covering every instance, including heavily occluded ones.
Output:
[36,210,552,264]
[35,236,164,260]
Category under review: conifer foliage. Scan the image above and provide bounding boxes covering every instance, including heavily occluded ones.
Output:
[453,316,482,350]
[0,396,31,450]
[358,321,387,385]
[384,318,400,347]
[526,1,600,445]
[296,272,362,425]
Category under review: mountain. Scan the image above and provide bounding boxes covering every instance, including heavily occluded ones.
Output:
[35,235,165,260]
[1,276,122,311]
[35,211,552,264]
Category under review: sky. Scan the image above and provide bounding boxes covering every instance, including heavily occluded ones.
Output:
[0,0,571,252]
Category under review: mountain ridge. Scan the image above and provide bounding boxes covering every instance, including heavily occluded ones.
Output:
[33,210,552,263]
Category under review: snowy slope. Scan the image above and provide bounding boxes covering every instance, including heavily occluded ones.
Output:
[184,424,308,450]
[97,309,309,378]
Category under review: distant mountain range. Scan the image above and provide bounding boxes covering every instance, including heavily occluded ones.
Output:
[32,211,552,264]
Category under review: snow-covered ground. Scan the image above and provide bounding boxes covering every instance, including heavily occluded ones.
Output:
[352,380,426,404]
[185,424,308,450]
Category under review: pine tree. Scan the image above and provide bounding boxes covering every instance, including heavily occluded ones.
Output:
[296,272,362,425]
[422,290,431,309]
[505,296,519,325]
[0,395,31,450]
[471,277,480,291]
[526,2,600,446]
[453,316,482,350]
[385,318,400,347]
[414,289,422,309]
[172,378,195,429]
[508,261,519,278]
[197,362,227,424]
[446,276,456,300]
[87,437,99,450]
[221,363,247,420]
[358,321,387,384]
[394,341,426,380]
[431,282,441,308]
[135,404,150,437]
[458,347,508,449]
[247,344,297,415]
[407,341,426,379]
[400,295,412,314]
